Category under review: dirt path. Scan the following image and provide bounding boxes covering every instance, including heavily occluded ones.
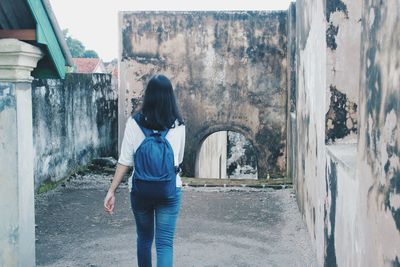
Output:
[35,173,318,267]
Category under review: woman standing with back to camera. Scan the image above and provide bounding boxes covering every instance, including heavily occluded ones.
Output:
[104,74,185,267]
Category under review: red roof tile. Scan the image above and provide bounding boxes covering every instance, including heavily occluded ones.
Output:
[73,58,101,73]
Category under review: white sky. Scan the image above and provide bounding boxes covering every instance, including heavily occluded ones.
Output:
[49,0,293,61]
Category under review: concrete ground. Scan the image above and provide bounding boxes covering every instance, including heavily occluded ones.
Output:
[35,173,318,267]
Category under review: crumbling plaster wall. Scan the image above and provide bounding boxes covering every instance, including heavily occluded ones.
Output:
[119,11,288,178]
[294,0,400,266]
[32,73,118,189]
[325,0,361,143]
[295,0,327,264]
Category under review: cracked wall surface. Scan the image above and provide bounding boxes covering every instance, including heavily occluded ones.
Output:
[119,11,288,178]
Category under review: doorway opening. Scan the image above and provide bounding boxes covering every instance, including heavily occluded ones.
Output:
[195,131,258,179]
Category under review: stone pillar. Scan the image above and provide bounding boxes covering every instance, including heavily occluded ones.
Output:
[0,39,43,267]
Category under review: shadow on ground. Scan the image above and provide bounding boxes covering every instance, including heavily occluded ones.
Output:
[35,173,317,267]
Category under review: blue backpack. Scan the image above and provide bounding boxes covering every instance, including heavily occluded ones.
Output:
[132,113,177,199]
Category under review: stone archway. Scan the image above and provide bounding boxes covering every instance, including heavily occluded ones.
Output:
[119,11,288,178]
[182,118,284,179]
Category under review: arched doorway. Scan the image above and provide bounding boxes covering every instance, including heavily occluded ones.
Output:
[195,131,258,179]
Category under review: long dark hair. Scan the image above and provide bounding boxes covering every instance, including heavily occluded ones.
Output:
[136,74,184,130]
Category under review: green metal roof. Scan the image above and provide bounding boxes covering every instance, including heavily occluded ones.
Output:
[27,0,67,79]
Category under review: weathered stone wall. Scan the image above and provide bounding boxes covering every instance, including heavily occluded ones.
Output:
[286,2,297,181]
[119,11,288,178]
[294,0,400,265]
[287,3,297,115]
[32,73,118,189]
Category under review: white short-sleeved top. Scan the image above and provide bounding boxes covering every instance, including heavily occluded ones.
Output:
[118,117,186,189]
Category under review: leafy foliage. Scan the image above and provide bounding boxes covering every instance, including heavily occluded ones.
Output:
[83,50,99,58]
[63,29,99,58]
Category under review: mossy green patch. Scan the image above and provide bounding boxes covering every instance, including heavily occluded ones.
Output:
[37,178,66,194]
[36,164,101,194]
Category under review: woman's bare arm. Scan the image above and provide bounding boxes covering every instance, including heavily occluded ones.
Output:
[108,163,130,193]
[104,163,131,214]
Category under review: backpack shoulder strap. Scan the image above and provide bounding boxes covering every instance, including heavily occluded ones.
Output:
[160,128,170,138]
[133,113,152,137]
[133,113,170,138]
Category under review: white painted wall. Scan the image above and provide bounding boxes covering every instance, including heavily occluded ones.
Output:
[196,131,227,179]
[0,39,42,267]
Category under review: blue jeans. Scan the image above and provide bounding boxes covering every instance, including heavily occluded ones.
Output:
[130,188,182,267]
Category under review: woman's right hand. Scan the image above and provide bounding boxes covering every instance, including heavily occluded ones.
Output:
[103,164,130,215]
[104,191,115,215]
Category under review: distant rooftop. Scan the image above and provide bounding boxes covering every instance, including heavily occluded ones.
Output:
[73,58,105,74]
